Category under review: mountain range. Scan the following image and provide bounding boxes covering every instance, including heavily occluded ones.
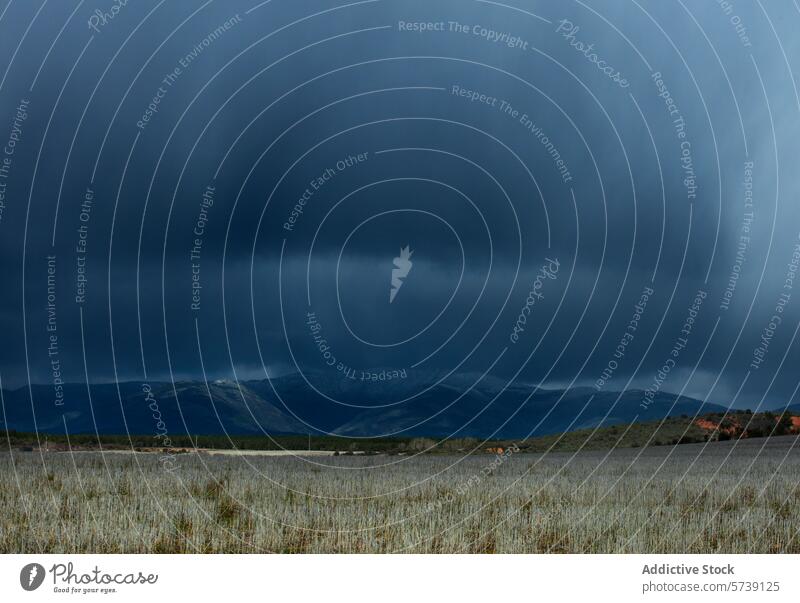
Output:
[0,370,738,439]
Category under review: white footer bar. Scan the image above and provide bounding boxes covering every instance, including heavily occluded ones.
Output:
[1,554,797,602]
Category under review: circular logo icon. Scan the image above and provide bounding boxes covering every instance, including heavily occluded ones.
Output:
[20,563,46,591]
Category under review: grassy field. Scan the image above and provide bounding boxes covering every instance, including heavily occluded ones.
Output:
[2,435,800,553]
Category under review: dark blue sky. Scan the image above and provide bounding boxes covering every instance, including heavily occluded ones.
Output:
[1,0,799,410]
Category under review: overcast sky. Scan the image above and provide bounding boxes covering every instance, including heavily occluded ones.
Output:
[1,0,799,410]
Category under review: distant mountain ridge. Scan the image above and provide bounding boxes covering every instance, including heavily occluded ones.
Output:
[1,371,729,439]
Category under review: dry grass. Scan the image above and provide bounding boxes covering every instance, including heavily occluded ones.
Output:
[2,436,800,553]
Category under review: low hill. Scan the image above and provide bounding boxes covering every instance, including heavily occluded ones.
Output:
[5,410,797,456]
[509,409,800,453]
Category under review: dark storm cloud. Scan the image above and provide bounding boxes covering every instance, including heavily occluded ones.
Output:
[1,0,799,413]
